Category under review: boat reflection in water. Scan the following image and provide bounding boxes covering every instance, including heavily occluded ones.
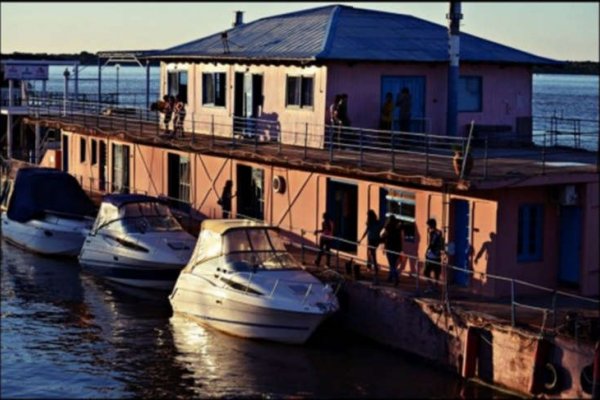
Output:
[170,219,340,344]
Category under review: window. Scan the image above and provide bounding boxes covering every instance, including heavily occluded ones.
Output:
[202,72,226,106]
[458,76,482,112]
[517,204,544,261]
[167,153,191,211]
[80,137,86,163]
[167,70,188,103]
[111,144,130,194]
[381,188,416,242]
[91,139,97,165]
[286,75,314,108]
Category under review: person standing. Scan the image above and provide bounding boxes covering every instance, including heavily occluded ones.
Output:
[359,209,381,284]
[379,92,394,145]
[314,212,335,268]
[337,94,352,146]
[424,218,444,293]
[380,211,403,286]
[329,94,342,148]
[162,95,174,134]
[397,87,412,132]
[174,95,186,137]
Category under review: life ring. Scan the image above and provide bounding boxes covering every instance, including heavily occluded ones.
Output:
[543,362,559,392]
[273,175,286,194]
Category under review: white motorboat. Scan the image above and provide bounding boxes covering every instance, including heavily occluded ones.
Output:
[169,219,339,344]
[79,194,197,290]
[0,167,96,257]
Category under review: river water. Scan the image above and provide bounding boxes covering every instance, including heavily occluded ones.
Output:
[1,242,513,398]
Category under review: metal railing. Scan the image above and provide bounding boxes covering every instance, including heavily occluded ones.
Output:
[23,96,598,183]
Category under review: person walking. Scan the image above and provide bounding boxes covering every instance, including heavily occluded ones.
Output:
[314,212,335,268]
[359,209,381,284]
[380,211,403,286]
[424,218,444,293]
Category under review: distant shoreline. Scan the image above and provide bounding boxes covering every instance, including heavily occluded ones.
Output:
[1,52,597,75]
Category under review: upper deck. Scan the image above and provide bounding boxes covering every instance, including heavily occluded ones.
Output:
[22,97,599,192]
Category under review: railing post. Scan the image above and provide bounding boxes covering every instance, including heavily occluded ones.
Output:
[484,136,489,178]
[391,132,396,170]
[304,122,308,159]
[300,229,305,264]
[542,129,547,175]
[511,279,516,327]
[329,125,334,162]
[211,115,215,148]
[359,129,363,168]
[551,291,557,330]
[425,133,430,176]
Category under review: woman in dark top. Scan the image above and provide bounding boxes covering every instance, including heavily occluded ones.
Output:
[380,213,403,286]
[360,209,381,284]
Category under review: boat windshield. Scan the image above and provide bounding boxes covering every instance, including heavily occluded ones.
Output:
[113,202,183,233]
[222,228,300,270]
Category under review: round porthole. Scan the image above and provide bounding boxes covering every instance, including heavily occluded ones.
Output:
[273,175,286,194]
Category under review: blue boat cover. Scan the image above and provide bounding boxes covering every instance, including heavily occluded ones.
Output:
[102,193,164,208]
[7,168,96,222]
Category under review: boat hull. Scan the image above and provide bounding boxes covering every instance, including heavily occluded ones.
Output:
[170,279,331,344]
[80,260,182,290]
[1,212,89,257]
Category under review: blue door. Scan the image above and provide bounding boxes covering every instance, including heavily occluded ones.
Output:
[452,199,470,286]
[381,76,426,132]
[558,206,581,285]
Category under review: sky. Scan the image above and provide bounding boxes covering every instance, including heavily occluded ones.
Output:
[1,2,598,62]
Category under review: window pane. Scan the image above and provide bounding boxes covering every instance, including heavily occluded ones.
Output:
[178,71,188,103]
[286,76,300,106]
[215,73,226,106]
[301,77,314,107]
[458,76,482,112]
[168,72,179,97]
[202,73,214,104]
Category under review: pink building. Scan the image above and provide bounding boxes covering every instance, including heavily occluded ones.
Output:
[29,5,599,298]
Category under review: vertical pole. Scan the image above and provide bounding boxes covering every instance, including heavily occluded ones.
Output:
[7,80,13,159]
[74,63,79,101]
[97,56,102,104]
[446,1,462,136]
[145,60,150,109]
[35,122,41,164]
[511,279,516,327]
[304,122,308,159]
[63,68,70,116]
[116,64,120,106]
[359,129,363,168]
[301,229,305,264]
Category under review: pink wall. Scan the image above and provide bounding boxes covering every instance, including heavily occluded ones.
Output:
[326,62,532,136]
[65,130,597,298]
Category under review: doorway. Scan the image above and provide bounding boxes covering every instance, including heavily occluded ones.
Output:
[98,141,107,191]
[326,179,358,253]
[236,164,264,221]
[381,76,426,132]
[234,72,263,137]
[558,206,581,286]
[111,144,130,193]
[61,134,69,172]
[451,199,470,286]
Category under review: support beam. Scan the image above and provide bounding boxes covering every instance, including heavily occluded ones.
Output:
[35,122,41,164]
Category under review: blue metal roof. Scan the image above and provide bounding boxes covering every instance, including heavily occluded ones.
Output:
[150,5,559,65]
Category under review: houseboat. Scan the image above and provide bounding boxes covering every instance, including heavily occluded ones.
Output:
[2,3,598,394]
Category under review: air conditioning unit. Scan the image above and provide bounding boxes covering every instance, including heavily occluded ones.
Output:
[559,185,578,206]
